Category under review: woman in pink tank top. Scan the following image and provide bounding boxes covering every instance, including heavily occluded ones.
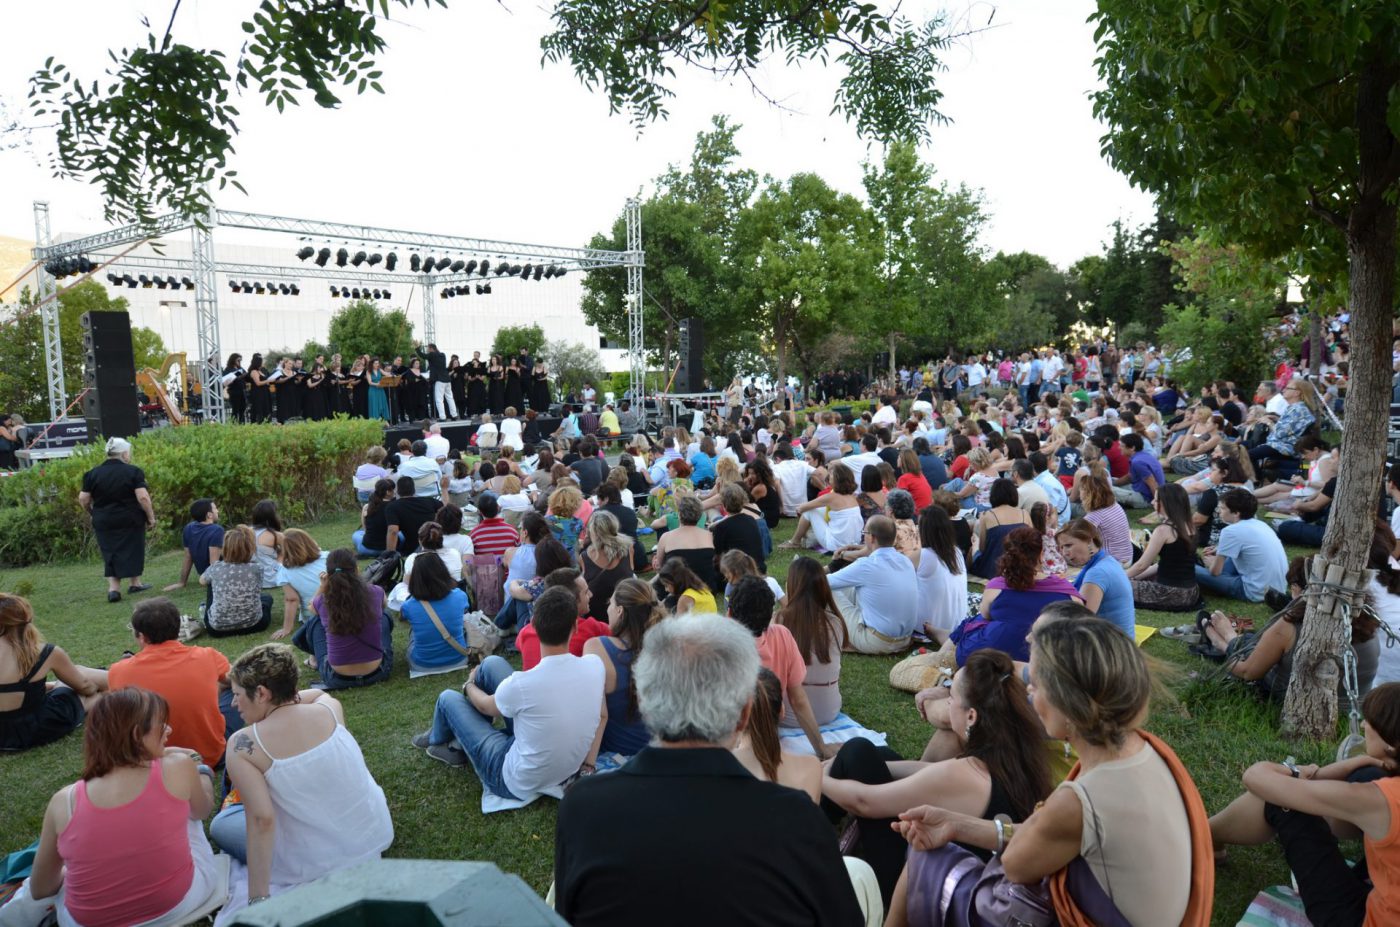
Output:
[22,688,225,927]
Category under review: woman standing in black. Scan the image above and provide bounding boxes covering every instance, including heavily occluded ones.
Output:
[78,437,155,603]
[448,355,466,418]
[466,351,487,416]
[247,354,272,423]
[223,353,248,423]
[304,364,329,420]
[530,360,551,413]
[350,356,369,419]
[488,354,506,414]
[274,358,298,423]
[405,358,429,420]
[505,358,525,412]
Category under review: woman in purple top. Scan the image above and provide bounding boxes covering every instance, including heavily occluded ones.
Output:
[299,548,393,689]
[951,527,1082,664]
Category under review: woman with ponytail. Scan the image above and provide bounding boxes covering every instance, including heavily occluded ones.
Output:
[821,649,1054,907]
[732,668,820,802]
[300,548,393,689]
[582,578,664,756]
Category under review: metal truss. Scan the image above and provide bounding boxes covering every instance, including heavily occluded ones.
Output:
[32,211,188,261]
[190,221,224,423]
[624,198,645,406]
[33,202,67,422]
[96,253,412,288]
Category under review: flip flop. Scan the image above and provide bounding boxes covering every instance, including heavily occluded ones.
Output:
[1160,624,1201,644]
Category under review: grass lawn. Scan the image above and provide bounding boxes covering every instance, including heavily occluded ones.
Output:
[0,506,1345,925]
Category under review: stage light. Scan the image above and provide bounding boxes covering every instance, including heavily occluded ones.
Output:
[105,273,118,285]
[279,283,291,295]
[330,286,340,298]
[123,275,137,288]
[479,259,491,276]
[382,289,392,299]
[436,257,453,272]
[464,260,477,275]
[385,252,398,271]
[475,284,483,295]
[315,248,331,267]
[296,246,315,261]
[155,277,168,290]
[521,263,533,279]
[485,283,492,294]
[166,276,180,288]
[254,282,266,294]
[555,266,567,277]
[351,251,367,267]
[367,254,382,267]
[533,265,544,280]
[514,264,525,276]
[182,277,194,290]
[78,256,94,274]
[410,254,422,273]
[441,289,451,299]
[421,256,436,274]
[335,248,349,268]
[139,275,152,288]
[228,280,239,291]
[240,282,253,294]
[290,284,300,296]
[449,259,465,273]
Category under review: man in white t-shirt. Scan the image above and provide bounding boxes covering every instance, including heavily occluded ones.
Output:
[1259,381,1289,418]
[415,586,605,797]
[422,421,451,461]
[872,398,898,427]
[842,433,885,486]
[770,443,815,516]
[965,359,987,397]
[1194,489,1288,603]
[395,440,445,500]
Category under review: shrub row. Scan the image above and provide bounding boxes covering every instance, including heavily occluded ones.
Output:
[0,418,383,567]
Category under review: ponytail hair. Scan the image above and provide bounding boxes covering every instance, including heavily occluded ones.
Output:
[749,668,784,782]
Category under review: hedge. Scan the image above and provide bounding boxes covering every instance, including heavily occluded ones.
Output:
[0,418,384,567]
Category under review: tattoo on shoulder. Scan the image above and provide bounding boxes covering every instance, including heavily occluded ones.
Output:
[233,733,254,756]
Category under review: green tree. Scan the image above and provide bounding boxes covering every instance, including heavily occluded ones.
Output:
[31,3,951,227]
[733,173,879,408]
[1092,0,1400,737]
[489,324,546,361]
[325,300,413,363]
[543,339,606,399]
[984,257,1077,352]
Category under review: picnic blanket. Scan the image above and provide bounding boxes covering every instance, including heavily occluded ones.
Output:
[780,713,888,756]
[1236,885,1311,927]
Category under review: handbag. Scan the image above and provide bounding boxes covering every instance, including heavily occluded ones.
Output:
[972,854,1056,927]
[422,600,474,658]
[462,610,505,657]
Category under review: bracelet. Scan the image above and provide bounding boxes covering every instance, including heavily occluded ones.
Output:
[1283,756,1301,778]
[196,764,215,782]
[993,814,1014,854]
[249,894,270,905]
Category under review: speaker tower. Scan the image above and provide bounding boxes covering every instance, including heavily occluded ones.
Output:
[81,311,141,439]
[675,317,705,393]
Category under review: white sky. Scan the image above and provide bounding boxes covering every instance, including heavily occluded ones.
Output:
[0,0,1155,269]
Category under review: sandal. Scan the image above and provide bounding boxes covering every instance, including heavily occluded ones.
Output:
[303,655,318,671]
[776,540,802,550]
[1160,624,1201,644]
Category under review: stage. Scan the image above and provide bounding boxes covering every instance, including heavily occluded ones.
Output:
[382,417,563,452]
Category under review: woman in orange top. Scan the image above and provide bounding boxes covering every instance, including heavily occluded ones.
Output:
[1210,682,1400,927]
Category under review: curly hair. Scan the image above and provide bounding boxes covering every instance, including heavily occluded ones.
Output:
[997,526,1043,590]
[231,642,301,705]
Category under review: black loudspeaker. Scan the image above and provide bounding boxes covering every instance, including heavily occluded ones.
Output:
[81,311,140,439]
[675,317,705,393]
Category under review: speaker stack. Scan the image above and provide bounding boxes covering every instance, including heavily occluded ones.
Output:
[81,311,141,440]
[675,317,705,393]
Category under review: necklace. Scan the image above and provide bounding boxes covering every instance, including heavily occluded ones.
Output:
[263,701,294,722]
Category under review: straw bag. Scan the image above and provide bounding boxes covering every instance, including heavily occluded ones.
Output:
[889,648,957,693]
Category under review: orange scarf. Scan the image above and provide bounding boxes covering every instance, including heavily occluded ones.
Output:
[1048,730,1214,927]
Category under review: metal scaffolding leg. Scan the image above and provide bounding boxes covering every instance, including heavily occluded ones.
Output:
[191,221,225,423]
[34,201,67,422]
[625,198,645,407]
[420,276,436,345]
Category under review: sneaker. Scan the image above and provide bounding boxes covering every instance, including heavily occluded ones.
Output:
[177,615,204,643]
[425,743,468,767]
[411,731,433,750]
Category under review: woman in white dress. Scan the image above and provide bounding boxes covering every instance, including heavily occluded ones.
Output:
[499,407,524,452]
[779,462,864,552]
[211,644,392,924]
[475,413,498,451]
[915,506,969,634]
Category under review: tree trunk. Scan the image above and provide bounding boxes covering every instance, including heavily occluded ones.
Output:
[774,308,789,415]
[1307,309,1324,373]
[1282,56,1399,739]
[662,327,673,393]
[888,330,898,388]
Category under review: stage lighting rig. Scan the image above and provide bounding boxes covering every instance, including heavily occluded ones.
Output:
[315,248,331,267]
[367,254,383,267]
[335,248,349,267]
[351,251,367,267]
[410,254,422,273]
[296,246,315,261]
[385,252,398,271]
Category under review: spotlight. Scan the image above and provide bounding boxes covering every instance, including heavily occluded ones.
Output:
[421,256,436,274]
[484,283,492,294]
[371,289,382,299]
[494,264,507,276]
[289,284,300,296]
[240,282,253,294]
[479,259,491,276]
[296,246,315,261]
[167,275,180,288]
[382,289,392,299]
[410,254,422,273]
[543,266,555,279]
[155,277,168,290]
[315,248,331,267]
[449,259,465,274]
[181,277,194,290]
[139,275,153,288]
[367,253,382,267]
[351,251,367,267]
[254,282,266,295]
[78,256,94,274]
[436,257,453,272]
[279,283,291,295]
[351,288,362,299]
[106,273,119,285]
[330,286,340,298]
[123,275,137,288]
[441,289,451,299]
[385,252,398,271]
[521,263,533,279]
[228,280,239,291]
[335,248,349,267]
[476,284,484,295]
[511,264,523,276]
[533,265,544,281]
[555,266,567,277]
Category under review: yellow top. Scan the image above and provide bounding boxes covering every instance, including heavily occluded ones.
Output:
[680,587,718,614]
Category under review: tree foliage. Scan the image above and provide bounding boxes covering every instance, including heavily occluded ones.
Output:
[33,2,952,227]
[543,338,606,399]
[325,299,414,362]
[490,324,546,361]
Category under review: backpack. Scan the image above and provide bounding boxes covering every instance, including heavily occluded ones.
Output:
[363,552,403,594]
[464,554,505,617]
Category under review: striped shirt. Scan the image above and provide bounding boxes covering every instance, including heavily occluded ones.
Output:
[470,518,519,557]
[1084,504,1134,565]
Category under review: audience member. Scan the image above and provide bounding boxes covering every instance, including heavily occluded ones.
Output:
[199,525,273,636]
[164,498,225,592]
[1125,483,1202,612]
[0,594,107,751]
[401,550,471,674]
[1057,519,1134,638]
[776,557,849,727]
[383,476,443,556]
[271,528,328,642]
[579,511,635,620]
[827,516,920,654]
[299,548,393,689]
[1194,488,1288,603]
[469,493,519,557]
[515,568,612,669]
[582,578,664,757]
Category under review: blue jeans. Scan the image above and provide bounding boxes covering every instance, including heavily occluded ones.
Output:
[301,613,394,689]
[352,529,404,557]
[1277,519,1327,547]
[1194,558,1251,601]
[495,596,531,632]
[210,804,247,861]
[941,478,978,511]
[429,655,519,799]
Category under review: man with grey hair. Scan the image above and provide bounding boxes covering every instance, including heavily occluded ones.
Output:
[553,614,864,926]
[79,436,156,602]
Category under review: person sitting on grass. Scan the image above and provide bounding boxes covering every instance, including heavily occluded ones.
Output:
[552,613,865,927]
[352,478,396,557]
[781,461,864,553]
[710,482,768,575]
[199,525,273,637]
[822,649,1054,908]
[1112,432,1164,509]
[581,577,663,757]
[731,668,822,802]
[887,613,1212,927]
[164,498,224,592]
[0,594,107,752]
[18,688,224,927]
[657,557,718,615]
[497,537,574,635]
[825,515,921,655]
[383,476,442,557]
[211,644,393,916]
[271,528,328,642]
[109,597,236,767]
[1056,519,1134,638]
[1124,483,1202,612]
[1194,488,1289,604]
[400,551,469,676]
[515,568,612,670]
[292,548,393,690]
[1209,682,1400,926]
[469,492,519,557]
[727,575,833,759]
[413,586,605,795]
[772,556,847,729]
[969,478,1035,580]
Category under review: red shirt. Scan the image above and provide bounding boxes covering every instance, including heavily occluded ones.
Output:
[755,623,806,693]
[108,641,230,762]
[897,472,933,510]
[515,617,611,670]
[470,517,519,557]
[950,455,971,480]
[1103,442,1130,480]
